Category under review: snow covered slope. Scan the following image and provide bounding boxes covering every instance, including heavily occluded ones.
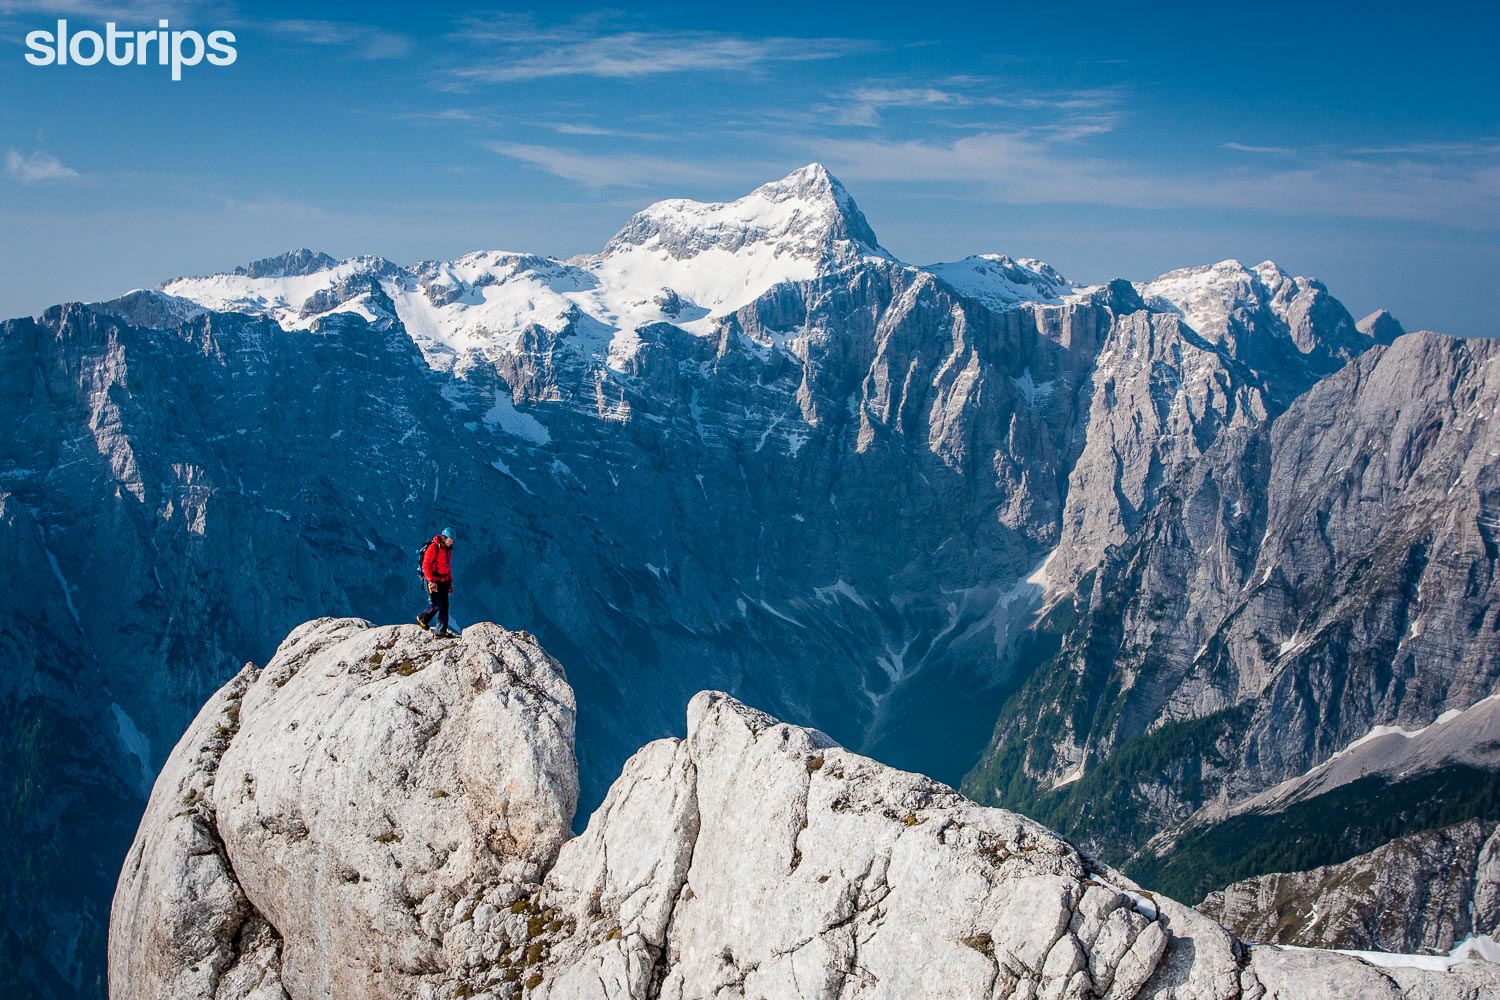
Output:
[926,253,1098,310]
[160,164,904,370]
[1135,258,1374,380]
[1138,259,1322,341]
[161,171,1371,388]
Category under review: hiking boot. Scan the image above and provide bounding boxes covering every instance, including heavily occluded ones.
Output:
[416,616,430,631]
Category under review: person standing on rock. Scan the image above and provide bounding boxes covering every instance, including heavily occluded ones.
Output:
[417,527,456,637]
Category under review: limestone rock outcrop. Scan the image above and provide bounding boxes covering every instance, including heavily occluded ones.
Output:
[1200,820,1500,954]
[111,619,1500,999]
[110,618,577,1000]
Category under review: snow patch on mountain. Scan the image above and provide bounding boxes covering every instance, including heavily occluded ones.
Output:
[1318,693,1500,772]
[927,253,1097,311]
[1138,258,1326,341]
[162,256,393,330]
[484,389,551,445]
[1275,937,1500,974]
[147,166,939,372]
[1011,366,1056,406]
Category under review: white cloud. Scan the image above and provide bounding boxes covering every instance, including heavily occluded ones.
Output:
[1346,141,1500,157]
[815,80,1124,129]
[263,19,412,60]
[1221,142,1296,156]
[818,86,968,127]
[446,16,872,84]
[5,149,78,182]
[538,121,661,139]
[392,107,495,124]
[815,131,1500,229]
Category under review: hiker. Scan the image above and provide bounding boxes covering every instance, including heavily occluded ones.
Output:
[417,527,456,637]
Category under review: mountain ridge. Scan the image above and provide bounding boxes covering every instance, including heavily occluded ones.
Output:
[137,165,1391,373]
[0,164,1478,999]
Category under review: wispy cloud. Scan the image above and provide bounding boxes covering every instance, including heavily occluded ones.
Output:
[5,149,78,182]
[485,141,746,189]
[445,14,873,84]
[814,79,1123,129]
[386,109,665,137]
[1346,140,1500,157]
[391,107,498,125]
[262,18,412,60]
[538,121,662,139]
[814,131,1500,229]
[824,86,968,126]
[1221,142,1296,156]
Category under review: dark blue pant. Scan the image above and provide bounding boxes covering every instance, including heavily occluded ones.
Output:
[420,582,450,631]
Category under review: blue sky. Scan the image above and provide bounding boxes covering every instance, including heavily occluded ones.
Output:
[2,0,1496,335]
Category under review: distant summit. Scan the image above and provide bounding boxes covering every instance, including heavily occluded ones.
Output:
[598,162,887,264]
[1357,308,1405,345]
[7,162,1486,1000]
[234,249,340,280]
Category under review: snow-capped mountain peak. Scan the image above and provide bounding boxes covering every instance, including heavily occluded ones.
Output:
[558,164,895,354]
[1136,258,1367,373]
[1136,258,1267,338]
[142,175,1365,381]
[160,252,400,332]
[153,167,909,369]
[596,162,887,264]
[925,253,1099,310]
[234,248,340,279]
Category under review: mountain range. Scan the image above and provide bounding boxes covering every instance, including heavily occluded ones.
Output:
[1,164,1493,998]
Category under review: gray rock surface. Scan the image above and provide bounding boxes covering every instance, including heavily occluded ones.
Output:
[3,165,1458,995]
[106,662,286,1000]
[966,329,1500,959]
[1051,311,1273,589]
[110,617,577,1000]
[969,332,1500,865]
[111,619,1500,999]
[1246,947,1499,1000]
[1051,258,1377,590]
[1200,820,1500,953]
[1357,308,1405,345]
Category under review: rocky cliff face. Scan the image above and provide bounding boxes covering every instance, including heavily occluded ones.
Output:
[110,619,1500,1000]
[109,618,577,1000]
[0,493,139,1000]
[0,165,1460,996]
[966,332,1500,895]
[1199,820,1500,955]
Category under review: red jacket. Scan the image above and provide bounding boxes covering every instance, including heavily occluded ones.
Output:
[422,536,452,584]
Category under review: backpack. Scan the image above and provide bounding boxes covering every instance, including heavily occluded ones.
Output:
[415,539,432,576]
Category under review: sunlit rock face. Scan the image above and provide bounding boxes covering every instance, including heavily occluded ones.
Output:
[111,619,1500,999]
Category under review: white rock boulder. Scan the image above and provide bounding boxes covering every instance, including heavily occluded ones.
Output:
[110,617,577,1000]
[111,619,1499,1000]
